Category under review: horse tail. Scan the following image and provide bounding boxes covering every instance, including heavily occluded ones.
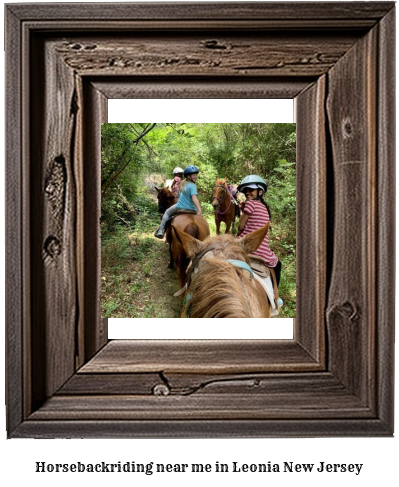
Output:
[183,222,200,239]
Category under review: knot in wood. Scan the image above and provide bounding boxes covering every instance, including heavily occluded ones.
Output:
[43,236,62,265]
[45,181,56,197]
[327,300,359,325]
[152,383,170,396]
[83,44,97,51]
[343,119,353,137]
[339,301,358,321]
[201,40,227,50]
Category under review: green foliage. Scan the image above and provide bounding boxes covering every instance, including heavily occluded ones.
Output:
[266,161,296,317]
[201,123,296,184]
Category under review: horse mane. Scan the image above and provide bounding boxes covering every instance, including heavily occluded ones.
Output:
[187,234,267,318]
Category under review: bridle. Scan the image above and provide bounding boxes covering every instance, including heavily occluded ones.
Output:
[174,243,223,297]
[212,184,233,216]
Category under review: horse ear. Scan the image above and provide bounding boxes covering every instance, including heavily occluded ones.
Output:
[155,186,160,193]
[238,223,270,255]
[172,225,206,258]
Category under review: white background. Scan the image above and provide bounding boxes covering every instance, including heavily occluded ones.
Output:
[1,1,398,486]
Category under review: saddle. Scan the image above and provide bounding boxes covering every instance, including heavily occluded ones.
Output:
[176,209,197,215]
[248,254,280,315]
[248,254,271,278]
[165,210,198,229]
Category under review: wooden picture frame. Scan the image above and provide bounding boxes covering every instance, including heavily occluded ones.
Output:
[5,2,395,438]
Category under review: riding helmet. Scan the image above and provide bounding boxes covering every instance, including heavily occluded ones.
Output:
[173,167,184,174]
[237,175,267,193]
[184,165,199,176]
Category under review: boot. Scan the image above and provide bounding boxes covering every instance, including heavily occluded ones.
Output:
[154,227,165,239]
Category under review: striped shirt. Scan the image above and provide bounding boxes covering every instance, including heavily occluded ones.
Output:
[238,199,278,267]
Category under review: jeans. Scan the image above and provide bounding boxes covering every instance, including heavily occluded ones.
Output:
[158,204,178,230]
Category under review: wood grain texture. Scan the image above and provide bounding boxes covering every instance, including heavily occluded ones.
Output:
[7,2,394,22]
[5,2,395,438]
[91,78,311,99]
[53,33,360,78]
[5,4,24,437]
[14,418,390,439]
[30,36,78,408]
[295,75,327,363]
[325,26,377,403]
[80,81,108,364]
[59,372,163,395]
[60,371,359,398]
[79,340,321,374]
[29,392,371,421]
[375,5,396,430]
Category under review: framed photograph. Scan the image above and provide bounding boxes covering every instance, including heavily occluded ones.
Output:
[5,2,395,437]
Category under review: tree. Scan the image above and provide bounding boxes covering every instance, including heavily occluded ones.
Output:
[101,123,156,196]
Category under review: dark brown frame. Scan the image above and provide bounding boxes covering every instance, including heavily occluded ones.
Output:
[5,2,395,438]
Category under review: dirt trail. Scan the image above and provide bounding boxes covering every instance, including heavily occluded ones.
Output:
[128,185,183,318]
[142,236,183,318]
[144,192,184,318]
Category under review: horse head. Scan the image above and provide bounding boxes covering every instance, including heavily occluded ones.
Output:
[173,224,271,317]
[155,186,177,214]
[212,177,228,211]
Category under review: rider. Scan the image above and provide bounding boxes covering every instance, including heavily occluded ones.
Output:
[236,175,281,286]
[154,165,202,239]
[171,167,184,198]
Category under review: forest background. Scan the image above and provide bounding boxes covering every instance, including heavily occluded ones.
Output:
[101,122,296,318]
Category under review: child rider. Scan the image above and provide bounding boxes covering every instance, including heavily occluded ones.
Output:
[236,175,281,286]
[154,165,202,239]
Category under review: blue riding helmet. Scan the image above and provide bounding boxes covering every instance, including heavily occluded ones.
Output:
[184,165,199,177]
[237,175,267,193]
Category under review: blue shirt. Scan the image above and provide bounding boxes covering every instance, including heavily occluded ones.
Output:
[176,181,198,211]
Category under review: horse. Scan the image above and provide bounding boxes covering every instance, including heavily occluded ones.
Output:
[212,177,239,235]
[173,224,272,317]
[155,186,177,216]
[166,213,210,287]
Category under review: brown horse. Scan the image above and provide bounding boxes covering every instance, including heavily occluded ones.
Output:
[173,224,271,317]
[212,177,238,235]
[166,214,210,287]
[155,186,177,216]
